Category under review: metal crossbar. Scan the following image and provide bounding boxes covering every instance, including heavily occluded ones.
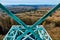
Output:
[0,3,28,29]
[3,25,52,40]
[31,3,60,28]
[0,3,60,40]
[0,3,60,29]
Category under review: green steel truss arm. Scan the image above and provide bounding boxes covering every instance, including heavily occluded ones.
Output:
[0,3,28,29]
[31,3,60,28]
[0,3,60,29]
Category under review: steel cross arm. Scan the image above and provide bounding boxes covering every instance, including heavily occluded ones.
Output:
[31,3,60,28]
[0,4,40,39]
[0,3,28,29]
[16,28,41,40]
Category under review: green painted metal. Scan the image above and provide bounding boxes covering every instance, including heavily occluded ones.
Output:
[0,3,28,29]
[0,3,60,29]
[0,3,60,40]
[3,25,52,40]
[31,3,60,28]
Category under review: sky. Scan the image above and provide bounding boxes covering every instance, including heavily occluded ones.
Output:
[0,0,60,5]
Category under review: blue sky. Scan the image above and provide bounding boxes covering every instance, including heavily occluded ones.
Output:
[0,0,60,5]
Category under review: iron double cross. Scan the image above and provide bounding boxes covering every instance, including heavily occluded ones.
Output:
[0,3,60,40]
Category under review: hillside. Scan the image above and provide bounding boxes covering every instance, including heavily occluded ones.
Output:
[0,5,60,40]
